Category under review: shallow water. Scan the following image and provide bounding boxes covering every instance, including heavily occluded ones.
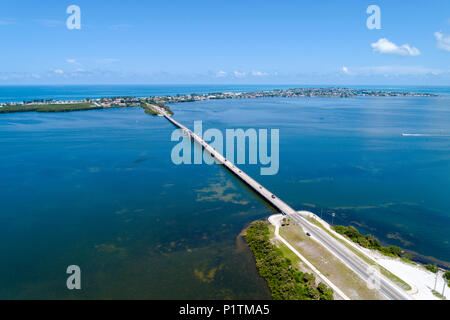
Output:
[171,95,450,266]
[0,88,449,299]
[0,107,273,299]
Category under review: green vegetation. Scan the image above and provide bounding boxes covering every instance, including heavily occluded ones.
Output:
[159,103,174,115]
[401,253,415,264]
[141,101,174,116]
[0,103,98,113]
[402,253,413,260]
[245,221,333,300]
[425,264,439,273]
[444,271,450,287]
[333,225,404,258]
[0,99,175,119]
[432,290,446,300]
[142,103,159,115]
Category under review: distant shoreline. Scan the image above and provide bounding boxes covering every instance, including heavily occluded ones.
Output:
[0,87,439,115]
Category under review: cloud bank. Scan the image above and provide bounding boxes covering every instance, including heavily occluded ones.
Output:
[371,38,420,56]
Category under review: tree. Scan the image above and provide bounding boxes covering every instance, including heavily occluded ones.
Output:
[425,264,438,273]
[444,271,450,287]
[245,221,334,300]
[444,271,450,280]
[318,282,334,300]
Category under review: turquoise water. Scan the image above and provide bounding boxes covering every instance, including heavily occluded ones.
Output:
[0,85,449,299]
[1,84,448,103]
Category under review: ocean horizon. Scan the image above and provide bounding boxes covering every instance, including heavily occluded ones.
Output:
[1,84,449,103]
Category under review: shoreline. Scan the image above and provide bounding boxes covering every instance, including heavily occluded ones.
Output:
[0,87,439,113]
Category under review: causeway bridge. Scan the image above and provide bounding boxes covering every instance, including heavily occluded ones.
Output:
[154,105,411,301]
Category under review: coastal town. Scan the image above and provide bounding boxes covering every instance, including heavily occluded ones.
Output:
[0,88,438,113]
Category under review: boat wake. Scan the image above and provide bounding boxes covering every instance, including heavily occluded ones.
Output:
[402,133,450,137]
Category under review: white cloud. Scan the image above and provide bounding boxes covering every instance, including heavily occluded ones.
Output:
[233,71,246,78]
[251,71,269,77]
[371,38,420,56]
[66,59,77,64]
[434,32,450,52]
[52,69,64,74]
[215,70,227,78]
[342,66,349,74]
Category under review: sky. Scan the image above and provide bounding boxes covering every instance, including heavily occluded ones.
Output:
[0,0,449,85]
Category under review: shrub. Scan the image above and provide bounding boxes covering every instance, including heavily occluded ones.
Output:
[333,225,403,258]
[425,264,438,273]
[245,221,333,300]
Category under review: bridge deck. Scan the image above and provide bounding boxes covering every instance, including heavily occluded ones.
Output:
[163,112,293,215]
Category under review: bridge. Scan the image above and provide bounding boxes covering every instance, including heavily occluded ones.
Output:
[154,105,411,300]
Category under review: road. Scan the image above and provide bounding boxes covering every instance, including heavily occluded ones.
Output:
[269,215,351,300]
[155,105,411,300]
[289,212,410,300]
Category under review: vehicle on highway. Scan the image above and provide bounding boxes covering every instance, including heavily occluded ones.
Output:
[306,232,311,237]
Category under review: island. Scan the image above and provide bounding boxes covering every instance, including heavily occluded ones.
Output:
[0,87,438,115]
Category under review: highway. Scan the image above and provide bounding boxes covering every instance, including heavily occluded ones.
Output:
[289,212,410,300]
[155,105,411,300]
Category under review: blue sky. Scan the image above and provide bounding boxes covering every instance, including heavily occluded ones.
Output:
[0,0,449,85]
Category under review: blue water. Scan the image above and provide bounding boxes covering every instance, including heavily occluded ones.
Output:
[171,95,450,265]
[0,85,449,299]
